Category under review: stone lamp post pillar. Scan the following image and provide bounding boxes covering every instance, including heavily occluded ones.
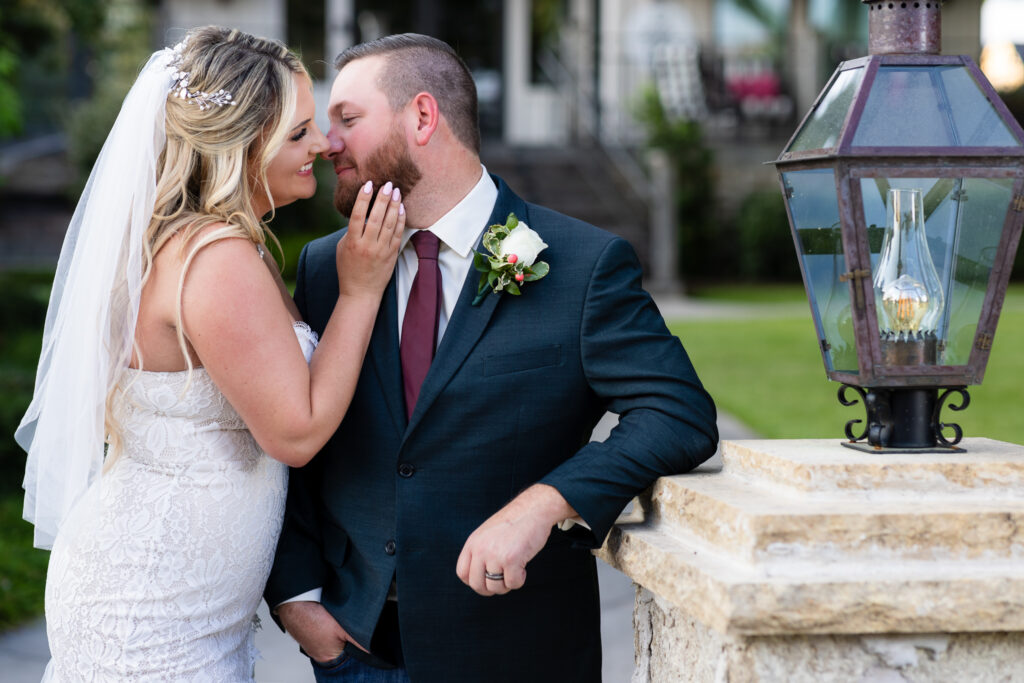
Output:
[599,438,1024,681]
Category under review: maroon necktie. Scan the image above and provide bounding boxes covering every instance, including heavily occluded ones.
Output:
[400,230,442,419]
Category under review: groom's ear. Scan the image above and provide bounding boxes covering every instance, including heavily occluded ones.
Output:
[409,92,439,147]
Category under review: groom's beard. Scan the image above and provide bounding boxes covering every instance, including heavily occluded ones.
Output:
[333,124,423,217]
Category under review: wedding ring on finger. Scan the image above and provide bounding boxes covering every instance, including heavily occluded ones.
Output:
[484,571,505,581]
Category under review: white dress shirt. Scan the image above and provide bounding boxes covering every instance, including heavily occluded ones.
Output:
[396,165,498,344]
[278,166,497,608]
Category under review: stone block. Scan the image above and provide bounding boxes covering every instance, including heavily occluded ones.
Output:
[634,588,1024,683]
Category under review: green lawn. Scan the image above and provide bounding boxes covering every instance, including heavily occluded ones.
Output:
[686,283,809,305]
[671,285,1024,445]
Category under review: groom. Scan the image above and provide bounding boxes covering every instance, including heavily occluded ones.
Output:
[266,33,718,682]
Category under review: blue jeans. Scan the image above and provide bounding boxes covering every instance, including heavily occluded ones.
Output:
[310,650,411,683]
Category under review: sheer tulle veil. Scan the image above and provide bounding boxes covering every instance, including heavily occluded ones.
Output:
[15,47,176,549]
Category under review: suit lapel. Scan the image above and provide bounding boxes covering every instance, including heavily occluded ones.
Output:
[369,272,406,435]
[404,177,530,437]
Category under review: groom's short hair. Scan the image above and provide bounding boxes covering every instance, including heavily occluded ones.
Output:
[334,34,480,154]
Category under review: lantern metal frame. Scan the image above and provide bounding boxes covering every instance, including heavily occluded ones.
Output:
[772,3,1024,451]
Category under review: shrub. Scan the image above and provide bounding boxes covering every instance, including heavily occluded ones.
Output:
[735,190,801,281]
[0,271,51,496]
[633,86,718,281]
[64,0,152,196]
[65,87,128,197]
[0,494,49,632]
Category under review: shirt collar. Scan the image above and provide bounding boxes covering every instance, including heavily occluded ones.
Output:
[399,165,498,258]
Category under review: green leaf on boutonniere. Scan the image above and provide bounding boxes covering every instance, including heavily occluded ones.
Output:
[473,251,491,273]
[482,231,501,255]
[523,261,549,282]
[505,281,521,295]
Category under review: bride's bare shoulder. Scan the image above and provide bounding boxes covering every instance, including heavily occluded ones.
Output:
[159,221,257,262]
[147,222,267,308]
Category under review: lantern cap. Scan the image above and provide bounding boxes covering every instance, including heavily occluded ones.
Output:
[861,0,942,55]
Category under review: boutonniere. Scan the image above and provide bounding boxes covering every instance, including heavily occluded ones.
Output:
[472,213,550,306]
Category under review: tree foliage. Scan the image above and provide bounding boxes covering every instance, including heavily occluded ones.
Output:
[0,36,19,137]
[0,0,106,139]
[65,0,153,194]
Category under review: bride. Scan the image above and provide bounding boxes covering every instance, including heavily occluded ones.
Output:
[15,26,403,681]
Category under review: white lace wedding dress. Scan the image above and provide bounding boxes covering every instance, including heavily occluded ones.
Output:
[41,322,318,682]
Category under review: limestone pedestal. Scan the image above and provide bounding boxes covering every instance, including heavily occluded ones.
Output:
[598,438,1024,682]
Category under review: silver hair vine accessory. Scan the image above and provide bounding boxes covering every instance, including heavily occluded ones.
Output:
[166,40,237,112]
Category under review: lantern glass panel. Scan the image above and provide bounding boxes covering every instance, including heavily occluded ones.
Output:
[852,66,1020,148]
[784,168,858,373]
[787,67,865,153]
[860,176,1014,365]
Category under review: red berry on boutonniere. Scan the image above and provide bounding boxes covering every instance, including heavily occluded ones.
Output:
[507,254,518,264]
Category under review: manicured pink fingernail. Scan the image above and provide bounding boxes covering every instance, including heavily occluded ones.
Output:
[399,203,405,216]
[382,181,393,195]
[362,180,372,194]
[392,188,401,201]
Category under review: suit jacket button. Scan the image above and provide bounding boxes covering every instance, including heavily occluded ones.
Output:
[398,463,415,478]
[385,539,396,555]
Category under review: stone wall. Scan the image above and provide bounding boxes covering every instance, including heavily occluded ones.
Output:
[600,439,1024,682]
[632,588,1024,682]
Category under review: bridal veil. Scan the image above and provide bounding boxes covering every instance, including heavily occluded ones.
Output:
[16,47,175,549]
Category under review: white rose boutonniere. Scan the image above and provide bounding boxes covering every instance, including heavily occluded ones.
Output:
[498,225,546,266]
[472,213,550,306]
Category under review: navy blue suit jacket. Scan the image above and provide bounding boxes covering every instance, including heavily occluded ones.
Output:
[265,175,717,682]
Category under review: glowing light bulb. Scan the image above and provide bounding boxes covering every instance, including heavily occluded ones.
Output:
[881,273,930,333]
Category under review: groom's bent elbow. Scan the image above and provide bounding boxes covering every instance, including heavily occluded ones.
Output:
[690,429,719,469]
[669,396,719,472]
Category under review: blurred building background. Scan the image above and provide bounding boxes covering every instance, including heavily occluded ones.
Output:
[2,0,1012,285]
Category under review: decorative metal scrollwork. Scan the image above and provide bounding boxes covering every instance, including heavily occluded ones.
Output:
[838,384,869,442]
[838,385,970,451]
[933,387,970,447]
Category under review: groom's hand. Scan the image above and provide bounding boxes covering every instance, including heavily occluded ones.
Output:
[277,601,369,663]
[456,484,576,596]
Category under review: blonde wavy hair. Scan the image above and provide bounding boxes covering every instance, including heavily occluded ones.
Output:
[105,26,307,463]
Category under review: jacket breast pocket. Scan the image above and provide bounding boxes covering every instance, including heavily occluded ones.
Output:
[483,344,562,377]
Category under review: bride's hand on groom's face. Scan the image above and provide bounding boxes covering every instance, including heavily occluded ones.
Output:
[277,600,369,663]
[337,180,405,300]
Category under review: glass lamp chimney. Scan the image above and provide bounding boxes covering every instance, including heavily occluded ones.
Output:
[873,188,944,343]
